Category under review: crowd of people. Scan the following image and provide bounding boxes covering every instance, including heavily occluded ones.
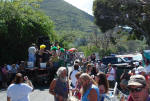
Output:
[48,50,150,101]
[0,42,79,88]
[1,42,150,101]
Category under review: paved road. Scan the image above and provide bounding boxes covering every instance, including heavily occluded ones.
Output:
[0,66,125,101]
[0,66,73,101]
[0,87,54,101]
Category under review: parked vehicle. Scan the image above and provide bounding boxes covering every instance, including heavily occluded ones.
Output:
[116,53,143,62]
[101,56,130,65]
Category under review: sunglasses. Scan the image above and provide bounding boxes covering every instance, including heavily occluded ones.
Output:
[128,87,144,93]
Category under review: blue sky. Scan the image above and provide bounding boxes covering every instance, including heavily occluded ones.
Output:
[64,0,94,15]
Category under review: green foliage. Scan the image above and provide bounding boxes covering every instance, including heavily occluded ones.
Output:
[0,0,55,64]
[57,30,89,49]
[78,45,114,58]
[93,0,150,45]
[83,27,147,57]
[78,46,97,57]
[38,0,98,51]
[40,0,95,34]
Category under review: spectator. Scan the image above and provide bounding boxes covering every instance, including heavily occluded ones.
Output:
[7,73,33,101]
[6,64,12,71]
[72,72,82,100]
[120,70,130,94]
[98,61,106,73]
[0,66,2,87]
[15,62,20,70]
[49,67,69,101]
[137,66,150,94]
[1,64,8,88]
[96,72,109,94]
[9,64,17,82]
[127,75,150,101]
[90,53,96,62]
[38,44,47,63]
[69,64,79,88]
[28,43,37,64]
[133,62,139,74]
[49,47,59,79]
[128,69,136,76]
[137,66,146,76]
[74,60,81,71]
[79,73,100,101]
[95,72,109,101]
[81,58,88,72]
[90,65,98,77]
[10,64,17,74]
[18,61,26,76]
[49,47,59,68]
[59,48,65,67]
[143,50,150,74]
[86,64,92,75]
[107,63,116,88]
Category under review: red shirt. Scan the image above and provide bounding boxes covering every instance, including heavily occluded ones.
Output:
[127,95,134,101]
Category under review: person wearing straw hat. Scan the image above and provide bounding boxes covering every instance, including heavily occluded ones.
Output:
[127,75,150,101]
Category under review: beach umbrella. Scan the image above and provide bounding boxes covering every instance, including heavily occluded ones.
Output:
[68,48,77,52]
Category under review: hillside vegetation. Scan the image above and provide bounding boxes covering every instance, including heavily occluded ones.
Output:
[40,0,95,33]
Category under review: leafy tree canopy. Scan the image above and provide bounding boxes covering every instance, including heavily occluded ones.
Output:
[0,0,55,64]
[93,0,150,45]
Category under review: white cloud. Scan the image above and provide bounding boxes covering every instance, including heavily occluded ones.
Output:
[64,0,94,15]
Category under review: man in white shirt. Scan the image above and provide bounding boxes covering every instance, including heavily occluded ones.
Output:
[28,44,37,64]
[107,63,116,88]
[7,73,33,101]
[69,64,79,88]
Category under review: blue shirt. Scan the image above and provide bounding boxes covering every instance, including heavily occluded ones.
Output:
[81,84,100,101]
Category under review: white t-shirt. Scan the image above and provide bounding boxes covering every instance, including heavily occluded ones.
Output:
[28,46,36,54]
[70,70,79,87]
[107,68,115,81]
[133,67,139,74]
[7,83,33,101]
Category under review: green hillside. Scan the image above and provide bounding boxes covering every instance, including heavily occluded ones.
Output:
[40,0,95,33]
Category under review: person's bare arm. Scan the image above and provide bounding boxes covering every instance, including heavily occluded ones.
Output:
[49,79,56,95]
[7,96,11,101]
[26,80,34,91]
[88,89,98,101]
[24,76,34,91]
[49,79,63,101]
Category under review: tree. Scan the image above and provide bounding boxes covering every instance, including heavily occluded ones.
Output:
[87,26,146,56]
[93,0,150,45]
[0,0,55,64]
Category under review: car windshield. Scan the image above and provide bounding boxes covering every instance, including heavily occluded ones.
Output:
[132,54,143,61]
[123,57,132,62]
[102,57,117,64]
